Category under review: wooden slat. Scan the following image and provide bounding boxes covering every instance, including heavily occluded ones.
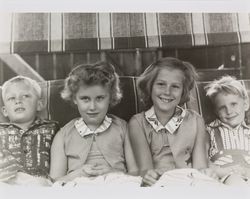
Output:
[13,13,49,53]
[0,54,44,82]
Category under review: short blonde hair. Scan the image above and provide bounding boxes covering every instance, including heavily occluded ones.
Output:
[1,76,42,101]
[205,76,249,102]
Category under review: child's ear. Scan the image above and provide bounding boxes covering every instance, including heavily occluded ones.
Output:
[36,98,44,111]
[244,99,249,111]
[1,106,8,117]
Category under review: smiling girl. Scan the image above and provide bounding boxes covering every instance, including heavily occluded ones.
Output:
[129,57,215,186]
[50,62,138,184]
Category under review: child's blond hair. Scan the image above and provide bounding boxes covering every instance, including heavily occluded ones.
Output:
[205,76,249,103]
[137,57,198,107]
[1,76,42,101]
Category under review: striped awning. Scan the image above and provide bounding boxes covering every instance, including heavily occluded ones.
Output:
[0,13,250,53]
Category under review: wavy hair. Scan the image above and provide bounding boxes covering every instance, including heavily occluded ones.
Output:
[61,61,122,108]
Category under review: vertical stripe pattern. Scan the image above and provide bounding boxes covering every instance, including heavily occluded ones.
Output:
[0,12,249,53]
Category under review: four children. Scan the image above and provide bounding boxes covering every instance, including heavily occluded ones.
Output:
[0,58,249,187]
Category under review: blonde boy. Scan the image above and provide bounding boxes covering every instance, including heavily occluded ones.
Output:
[0,76,58,183]
[205,76,250,185]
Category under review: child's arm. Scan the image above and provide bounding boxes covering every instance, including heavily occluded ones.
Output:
[124,124,139,175]
[192,116,209,169]
[0,150,20,181]
[50,130,94,182]
[128,116,153,176]
[50,130,69,181]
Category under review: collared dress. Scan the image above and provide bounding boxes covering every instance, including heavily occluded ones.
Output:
[144,106,187,170]
[207,119,250,180]
[51,114,141,186]
[54,114,138,175]
[129,106,218,186]
[0,118,58,180]
[129,106,208,171]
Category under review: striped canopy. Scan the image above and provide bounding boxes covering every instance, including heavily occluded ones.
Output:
[0,13,250,53]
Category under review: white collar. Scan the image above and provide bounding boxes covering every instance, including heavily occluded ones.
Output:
[74,115,112,137]
[145,106,186,134]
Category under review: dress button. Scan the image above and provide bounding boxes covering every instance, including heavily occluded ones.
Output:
[23,149,28,153]
[185,147,190,154]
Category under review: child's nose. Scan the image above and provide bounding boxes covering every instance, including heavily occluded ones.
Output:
[164,86,171,95]
[15,97,23,104]
[89,101,96,110]
[225,107,233,115]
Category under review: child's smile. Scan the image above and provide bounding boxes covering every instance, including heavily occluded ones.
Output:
[158,96,174,103]
[151,67,184,117]
[214,92,248,128]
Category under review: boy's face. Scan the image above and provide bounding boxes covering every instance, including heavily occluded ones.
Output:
[2,82,42,126]
[214,92,249,128]
[73,84,110,130]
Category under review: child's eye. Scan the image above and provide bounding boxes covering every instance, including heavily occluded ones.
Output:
[231,102,237,107]
[172,85,180,89]
[156,82,165,86]
[22,94,30,98]
[80,97,90,102]
[7,97,15,101]
[96,96,105,101]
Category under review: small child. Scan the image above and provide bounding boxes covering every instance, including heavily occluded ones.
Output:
[205,76,250,185]
[0,76,58,185]
[129,57,218,186]
[50,61,140,186]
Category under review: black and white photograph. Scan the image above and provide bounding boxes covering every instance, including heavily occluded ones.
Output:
[0,0,250,198]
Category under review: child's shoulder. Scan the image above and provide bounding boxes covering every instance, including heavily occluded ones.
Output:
[184,109,203,119]
[60,118,79,129]
[108,114,127,127]
[38,118,59,125]
[33,118,59,131]
[129,112,145,122]
[0,122,12,130]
